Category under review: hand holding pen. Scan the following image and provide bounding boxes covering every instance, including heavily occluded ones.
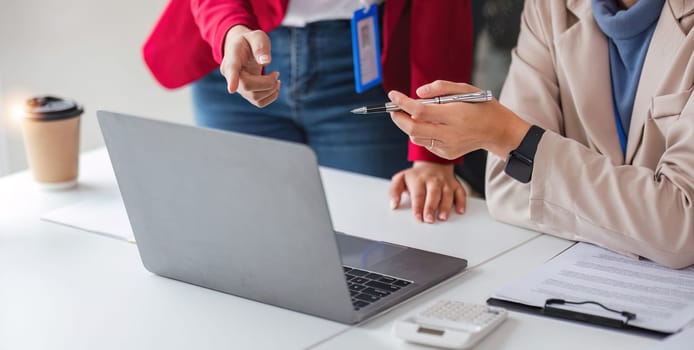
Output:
[387,81,531,160]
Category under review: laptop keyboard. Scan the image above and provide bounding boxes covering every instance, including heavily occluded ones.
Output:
[343,265,412,310]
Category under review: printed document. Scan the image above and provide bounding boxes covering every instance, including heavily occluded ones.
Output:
[491,242,694,333]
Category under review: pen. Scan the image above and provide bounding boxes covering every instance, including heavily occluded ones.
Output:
[350,90,493,114]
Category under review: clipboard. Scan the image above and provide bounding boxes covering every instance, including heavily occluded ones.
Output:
[486,297,669,338]
[485,242,694,337]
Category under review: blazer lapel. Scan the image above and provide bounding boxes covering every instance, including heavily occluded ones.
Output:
[626,0,687,163]
[556,0,624,164]
[668,0,694,22]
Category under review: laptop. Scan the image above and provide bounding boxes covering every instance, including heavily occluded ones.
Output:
[97,110,467,324]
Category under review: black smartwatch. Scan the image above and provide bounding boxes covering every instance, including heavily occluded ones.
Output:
[504,125,545,183]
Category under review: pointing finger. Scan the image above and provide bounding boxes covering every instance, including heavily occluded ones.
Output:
[243,30,272,65]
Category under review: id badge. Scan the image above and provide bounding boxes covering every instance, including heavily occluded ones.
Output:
[351,4,383,93]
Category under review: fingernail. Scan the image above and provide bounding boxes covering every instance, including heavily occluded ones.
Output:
[425,214,434,223]
[387,91,398,102]
[439,212,448,221]
[390,199,397,210]
[419,85,430,94]
[257,54,270,64]
[415,213,423,222]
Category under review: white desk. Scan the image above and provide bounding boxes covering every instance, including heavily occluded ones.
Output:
[313,235,659,350]
[321,167,538,267]
[0,149,658,349]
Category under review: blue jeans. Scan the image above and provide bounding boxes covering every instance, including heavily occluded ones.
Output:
[191,20,410,179]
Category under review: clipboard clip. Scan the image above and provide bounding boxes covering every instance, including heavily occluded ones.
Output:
[543,299,637,328]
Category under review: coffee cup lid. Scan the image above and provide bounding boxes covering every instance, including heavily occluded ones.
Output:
[24,96,83,121]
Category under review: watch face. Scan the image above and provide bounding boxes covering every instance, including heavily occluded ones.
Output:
[504,153,532,183]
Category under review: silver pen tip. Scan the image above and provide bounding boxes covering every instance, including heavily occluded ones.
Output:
[351,107,367,114]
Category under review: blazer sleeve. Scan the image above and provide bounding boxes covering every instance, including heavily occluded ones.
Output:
[406,0,473,163]
[189,0,260,63]
[486,0,694,268]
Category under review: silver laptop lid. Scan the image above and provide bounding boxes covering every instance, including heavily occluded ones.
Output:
[98,111,357,323]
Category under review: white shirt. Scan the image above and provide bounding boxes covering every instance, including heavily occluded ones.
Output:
[281,0,384,27]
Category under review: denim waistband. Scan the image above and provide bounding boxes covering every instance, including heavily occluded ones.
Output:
[272,19,352,41]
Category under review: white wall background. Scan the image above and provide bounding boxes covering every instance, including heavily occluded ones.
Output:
[0,0,193,175]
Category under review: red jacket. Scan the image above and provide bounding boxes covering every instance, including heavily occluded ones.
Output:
[143,0,473,163]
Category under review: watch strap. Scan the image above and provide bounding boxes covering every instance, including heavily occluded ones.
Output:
[504,125,545,183]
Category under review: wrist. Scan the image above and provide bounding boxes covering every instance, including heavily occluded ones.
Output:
[413,161,455,170]
[488,113,531,161]
[222,25,251,57]
[227,24,250,37]
[224,25,251,46]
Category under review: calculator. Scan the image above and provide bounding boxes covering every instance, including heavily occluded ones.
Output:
[393,300,507,349]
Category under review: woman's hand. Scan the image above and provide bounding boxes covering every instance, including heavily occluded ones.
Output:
[388,80,531,160]
[389,162,466,223]
[220,25,281,107]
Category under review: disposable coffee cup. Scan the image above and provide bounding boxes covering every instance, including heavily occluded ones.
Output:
[21,96,83,190]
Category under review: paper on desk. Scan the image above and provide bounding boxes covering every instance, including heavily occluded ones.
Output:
[41,193,134,243]
[491,242,694,333]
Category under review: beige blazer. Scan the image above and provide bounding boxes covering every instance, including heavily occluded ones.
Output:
[486,0,694,268]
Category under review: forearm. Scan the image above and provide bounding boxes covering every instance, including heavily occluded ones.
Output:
[487,131,694,268]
